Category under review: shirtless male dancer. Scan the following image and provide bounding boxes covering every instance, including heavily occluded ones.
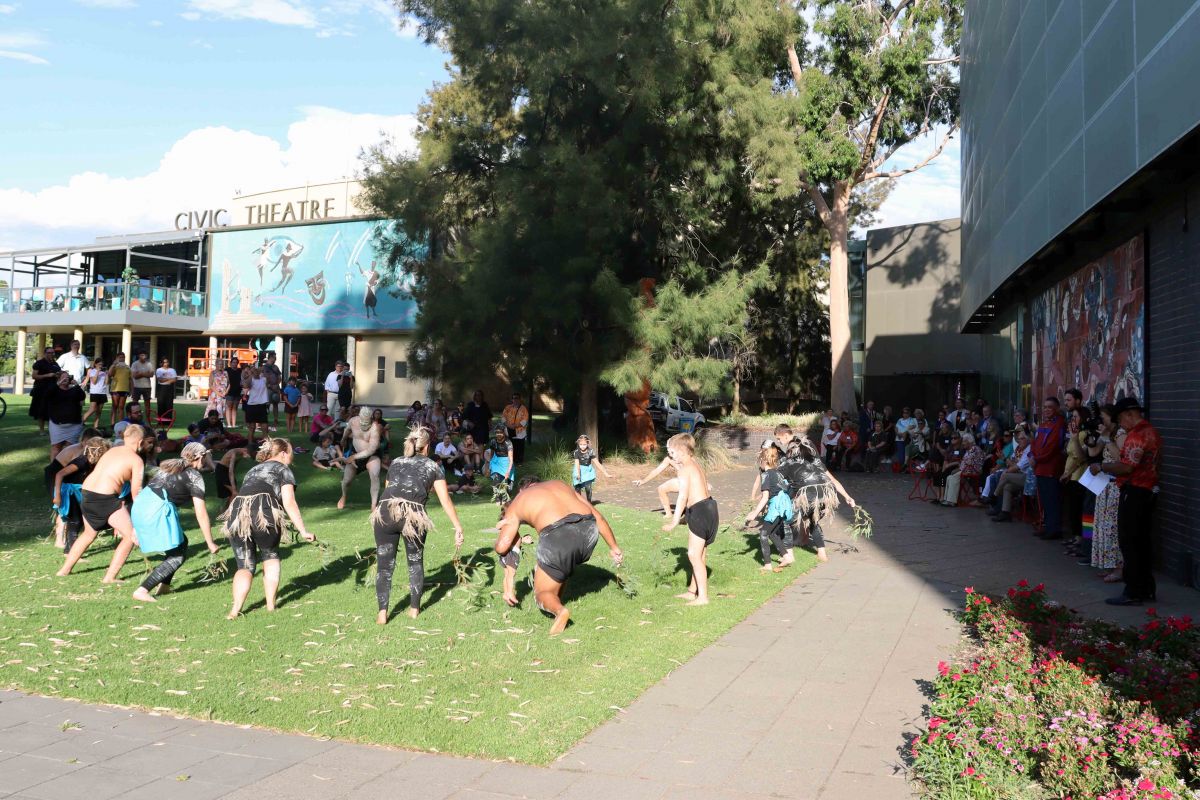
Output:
[494,479,623,635]
[661,433,718,606]
[338,406,383,510]
[57,425,146,580]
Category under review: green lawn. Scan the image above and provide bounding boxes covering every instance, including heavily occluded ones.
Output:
[0,395,812,764]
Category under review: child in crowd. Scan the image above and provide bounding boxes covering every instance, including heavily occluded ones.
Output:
[455,433,484,494]
[297,381,313,433]
[571,434,612,503]
[661,433,716,606]
[311,435,343,471]
[283,377,301,433]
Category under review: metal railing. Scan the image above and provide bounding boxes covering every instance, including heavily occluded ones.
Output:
[0,282,206,317]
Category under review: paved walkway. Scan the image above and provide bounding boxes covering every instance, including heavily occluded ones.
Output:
[3,466,1197,800]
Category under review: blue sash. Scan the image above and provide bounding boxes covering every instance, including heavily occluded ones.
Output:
[574,462,597,485]
[56,484,84,519]
[131,486,185,554]
[489,454,511,478]
[764,491,795,523]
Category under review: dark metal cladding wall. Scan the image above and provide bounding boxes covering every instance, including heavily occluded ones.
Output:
[1146,185,1200,586]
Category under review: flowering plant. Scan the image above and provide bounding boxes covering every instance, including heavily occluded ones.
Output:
[912,582,1199,799]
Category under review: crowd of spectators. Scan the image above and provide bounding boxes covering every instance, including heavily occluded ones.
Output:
[824,390,1161,606]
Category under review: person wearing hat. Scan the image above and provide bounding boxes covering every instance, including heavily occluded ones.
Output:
[1088,397,1161,606]
[131,442,218,603]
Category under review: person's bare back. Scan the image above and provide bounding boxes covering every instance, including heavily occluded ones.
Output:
[506,481,594,531]
[82,442,143,496]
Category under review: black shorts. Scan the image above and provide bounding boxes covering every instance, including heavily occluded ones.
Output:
[686,497,720,545]
[110,391,128,399]
[230,531,282,571]
[215,464,234,499]
[90,394,107,405]
[536,513,599,583]
[245,404,269,424]
[81,489,124,532]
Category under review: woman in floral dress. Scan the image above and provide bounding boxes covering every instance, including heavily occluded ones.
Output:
[1089,405,1124,580]
[207,359,229,416]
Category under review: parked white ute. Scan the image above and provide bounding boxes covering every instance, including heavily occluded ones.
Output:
[649,391,706,432]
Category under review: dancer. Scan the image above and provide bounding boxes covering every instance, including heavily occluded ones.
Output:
[571,434,612,503]
[57,425,146,579]
[744,445,794,571]
[270,241,303,293]
[357,260,380,318]
[338,406,383,510]
[371,427,464,624]
[215,442,253,512]
[493,479,623,635]
[252,238,274,285]
[48,433,108,552]
[485,426,515,495]
[632,454,679,516]
[131,443,219,603]
[661,433,717,606]
[220,438,315,618]
[777,434,857,563]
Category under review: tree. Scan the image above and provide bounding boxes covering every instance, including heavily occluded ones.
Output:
[362,0,811,443]
[724,0,961,414]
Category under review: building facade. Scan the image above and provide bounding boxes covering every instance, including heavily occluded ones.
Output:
[1,180,430,408]
[960,0,1200,588]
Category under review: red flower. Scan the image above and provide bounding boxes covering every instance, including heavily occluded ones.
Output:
[964,586,974,594]
[928,717,944,730]
[1034,583,1044,591]
[1017,579,1028,587]
[961,766,976,776]
[937,661,950,676]
[1138,778,1155,791]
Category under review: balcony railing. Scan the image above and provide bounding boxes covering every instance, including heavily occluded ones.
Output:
[0,283,207,318]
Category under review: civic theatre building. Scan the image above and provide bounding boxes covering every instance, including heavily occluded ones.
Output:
[1,180,428,408]
[959,0,1200,587]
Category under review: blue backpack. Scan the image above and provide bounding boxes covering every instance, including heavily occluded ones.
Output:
[132,487,185,554]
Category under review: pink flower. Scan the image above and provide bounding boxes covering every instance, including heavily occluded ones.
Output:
[928,717,944,730]
[1138,779,1155,791]
[937,661,950,677]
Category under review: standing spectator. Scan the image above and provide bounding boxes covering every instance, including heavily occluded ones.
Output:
[448,401,464,433]
[29,345,62,435]
[427,399,449,437]
[130,351,154,409]
[207,358,229,419]
[224,357,242,428]
[1063,387,1083,415]
[857,400,878,443]
[244,367,270,439]
[893,407,917,470]
[48,372,87,458]
[863,420,888,473]
[976,404,997,449]
[82,357,108,426]
[1032,397,1067,540]
[502,392,530,465]
[108,352,131,427]
[1089,405,1124,582]
[1060,407,1091,552]
[282,377,301,434]
[1092,397,1160,606]
[464,390,492,435]
[263,351,284,430]
[337,372,354,415]
[297,381,314,434]
[155,357,178,422]
[947,397,969,431]
[324,361,346,417]
[57,339,90,384]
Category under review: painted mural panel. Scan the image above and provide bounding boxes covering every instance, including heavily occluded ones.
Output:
[1030,235,1145,406]
[208,219,419,333]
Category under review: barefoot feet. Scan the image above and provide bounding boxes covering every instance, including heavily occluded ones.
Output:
[131,587,156,603]
[376,610,388,625]
[685,596,709,606]
[549,608,570,636]
[674,591,697,600]
[406,607,419,620]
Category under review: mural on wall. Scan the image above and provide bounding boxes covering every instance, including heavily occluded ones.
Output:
[1030,235,1145,406]
[208,220,420,333]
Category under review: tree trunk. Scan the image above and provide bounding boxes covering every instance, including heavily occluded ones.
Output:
[624,379,657,453]
[732,377,741,415]
[826,182,857,416]
[578,372,599,447]
[761,395,769,415]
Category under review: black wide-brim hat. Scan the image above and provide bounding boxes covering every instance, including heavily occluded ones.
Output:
[1113,397,1145,415]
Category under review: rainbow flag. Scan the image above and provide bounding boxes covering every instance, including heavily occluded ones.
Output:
[1081,512,1094,540]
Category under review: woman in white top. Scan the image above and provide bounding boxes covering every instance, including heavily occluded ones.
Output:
[244,368,271,438]
[82,359,109,426]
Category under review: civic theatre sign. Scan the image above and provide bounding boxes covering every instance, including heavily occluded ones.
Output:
[174,209,230,230]
[173,195,345,230]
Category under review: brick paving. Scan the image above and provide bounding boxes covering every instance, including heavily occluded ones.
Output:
[3,462,1197,800]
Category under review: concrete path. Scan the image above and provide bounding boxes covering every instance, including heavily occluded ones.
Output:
[3,466,1197,800]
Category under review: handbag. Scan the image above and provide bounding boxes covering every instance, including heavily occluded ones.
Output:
[132,486,185,554]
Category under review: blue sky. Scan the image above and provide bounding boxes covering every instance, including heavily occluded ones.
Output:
[0,0,959,252]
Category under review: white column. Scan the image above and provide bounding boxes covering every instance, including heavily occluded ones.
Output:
[149,334,159,400]
[345,335,357,374]
[73,327,84,347]
[93,335,103,362]
[121,327,132,361]
[36,332,46,354]
[14,328,27,396]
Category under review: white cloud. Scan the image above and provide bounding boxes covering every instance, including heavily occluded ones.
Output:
[0,5,17,14]
[148,19,163,26]
[0,31,47,64]
[871,129,961,231]
[0,107,418,251]
[185,0,318,27]
[0,49,47,64]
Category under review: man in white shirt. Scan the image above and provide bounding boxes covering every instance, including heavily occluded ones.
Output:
[56,339,90,384]
[324,361,345,417]
[434,432,460,473]
[893,407,918,469]
[154,358,178,420]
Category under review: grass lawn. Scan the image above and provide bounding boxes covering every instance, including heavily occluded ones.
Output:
[0,395,813,764]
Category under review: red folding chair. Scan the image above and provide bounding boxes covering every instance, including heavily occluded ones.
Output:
[908,462,933,500]
[154,408,176,430]
[956,472,982,506]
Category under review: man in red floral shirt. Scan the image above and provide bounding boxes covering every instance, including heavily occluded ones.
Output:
[1090,396,1160,605]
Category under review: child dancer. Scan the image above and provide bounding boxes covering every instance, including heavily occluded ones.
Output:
[571,434,612,503]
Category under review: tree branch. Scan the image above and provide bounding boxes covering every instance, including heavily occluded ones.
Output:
[854,89,891,181]
[800,178,832,226]
[924,56,960,65]
[786,42,803,86]
[862,124,958,181]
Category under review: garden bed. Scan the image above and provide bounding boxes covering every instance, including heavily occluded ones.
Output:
[911,581,1199,799]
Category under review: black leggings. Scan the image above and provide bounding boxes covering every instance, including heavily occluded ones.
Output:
[140,535,188,592]
[759,518,789,563]
[374,527,427,612]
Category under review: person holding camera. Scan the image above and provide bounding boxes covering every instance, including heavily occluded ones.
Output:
[47,372,88,458]
[1060,407,1092,556]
